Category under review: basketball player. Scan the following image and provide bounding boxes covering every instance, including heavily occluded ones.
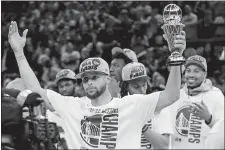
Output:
[160,55,224,149]
[8,21,185,149]
[109,47,138,97]
[121,62,173,149]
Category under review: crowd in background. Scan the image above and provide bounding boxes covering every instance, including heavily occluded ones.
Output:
[2,1,225,94]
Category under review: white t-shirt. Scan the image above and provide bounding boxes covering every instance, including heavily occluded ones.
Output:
[165,88,224,149]
[141,108,174,149]
[47,89,160,149]
[205,119,224,149]
[47,110,71,149]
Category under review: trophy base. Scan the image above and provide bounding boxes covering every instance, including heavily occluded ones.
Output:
[167,51,185,66]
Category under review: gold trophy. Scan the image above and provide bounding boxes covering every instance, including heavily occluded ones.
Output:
[162,4,185,65]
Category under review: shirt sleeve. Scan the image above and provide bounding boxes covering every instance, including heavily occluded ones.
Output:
[46,89,80,117]
[133,91,161,126]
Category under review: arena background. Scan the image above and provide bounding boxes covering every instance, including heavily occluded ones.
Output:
[1,1,225,94]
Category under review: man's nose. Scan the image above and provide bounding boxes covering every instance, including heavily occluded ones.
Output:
[187,72,195,78]
[63,86,67,91]
[87,80,93,86]
[110,66,115,72]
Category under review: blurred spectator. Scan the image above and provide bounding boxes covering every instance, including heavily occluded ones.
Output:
[1,1,225,95]
[183,47,197,59]
[211,70,225,94]
[182,4,198,40]
[131,23,149,55]
[198,8,214,38]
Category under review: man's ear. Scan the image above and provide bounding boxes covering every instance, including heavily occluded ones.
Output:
[204,72,207,81]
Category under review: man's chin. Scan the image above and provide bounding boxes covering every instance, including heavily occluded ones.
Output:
[87,93,99,99]
[110,75,117,80]
[62,93,71,96]
[187,83,201,89]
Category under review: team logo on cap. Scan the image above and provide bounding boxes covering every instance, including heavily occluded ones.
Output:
[130,65,145,79]
[189,56,204,63]
[81,59,101,73]
[57,70,70,78]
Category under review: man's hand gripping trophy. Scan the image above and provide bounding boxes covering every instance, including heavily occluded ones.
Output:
[162,4,186,65]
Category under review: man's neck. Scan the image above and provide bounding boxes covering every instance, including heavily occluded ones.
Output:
[91,90,112,107]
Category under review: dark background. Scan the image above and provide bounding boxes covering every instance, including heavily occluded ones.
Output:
[1,1,225,94]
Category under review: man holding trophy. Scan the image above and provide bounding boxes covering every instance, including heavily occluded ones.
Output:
[142,4,187,149]
[150,4,224,150]
[8,3,186,149]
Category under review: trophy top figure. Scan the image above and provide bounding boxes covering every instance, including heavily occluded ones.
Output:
[163,4,182,24]
[162,4,186,66]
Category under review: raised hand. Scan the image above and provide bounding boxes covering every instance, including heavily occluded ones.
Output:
[174,31,186,54]
[8,21,28,53]
[163,31,186,54]
[190,101,212,123]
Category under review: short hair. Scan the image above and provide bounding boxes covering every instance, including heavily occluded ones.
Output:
[112,52,133,65]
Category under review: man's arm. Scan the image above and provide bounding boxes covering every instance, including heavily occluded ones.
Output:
[155,31,186,112]
[8,21,53,110]
[144,130,170,149]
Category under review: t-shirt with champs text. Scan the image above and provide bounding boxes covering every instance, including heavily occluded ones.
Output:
[163,88,224,149]
[47,89,160,149]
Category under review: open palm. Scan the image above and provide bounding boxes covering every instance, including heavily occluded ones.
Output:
[8,21,28,53]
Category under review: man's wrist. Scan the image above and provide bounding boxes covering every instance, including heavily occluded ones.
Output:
[15,51,25,59]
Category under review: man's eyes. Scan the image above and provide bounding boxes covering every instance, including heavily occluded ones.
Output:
[92,76,99,80]
[112,64,120,68]
[82,76,99,82]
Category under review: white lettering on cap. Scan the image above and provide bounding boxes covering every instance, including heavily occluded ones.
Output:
[130,65,145,79]
[57,70,70,78]
[81,59,101,72]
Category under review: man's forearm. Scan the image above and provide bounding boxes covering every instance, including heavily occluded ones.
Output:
[155,66,181,112]
[144,129,170,149]
[164,66,181,102]
[14,51,42,92]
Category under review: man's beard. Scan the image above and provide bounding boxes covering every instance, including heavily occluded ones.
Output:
[86,85,107,99]
[63,92,74,96]
[60,88,75,96]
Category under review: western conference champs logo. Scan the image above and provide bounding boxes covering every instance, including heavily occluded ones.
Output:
[175,106,190,136]
[80,108,119,149]
[175,104,203,144]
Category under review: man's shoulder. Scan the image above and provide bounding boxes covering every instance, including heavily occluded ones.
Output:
[120,92,161,101]
[207,87,224,96]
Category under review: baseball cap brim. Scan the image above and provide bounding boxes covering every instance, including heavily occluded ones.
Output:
[123,75,150,81]
[76,70,109,79]
[55,77,76,84]
[185,60,206,71]
[112,47,132,60]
